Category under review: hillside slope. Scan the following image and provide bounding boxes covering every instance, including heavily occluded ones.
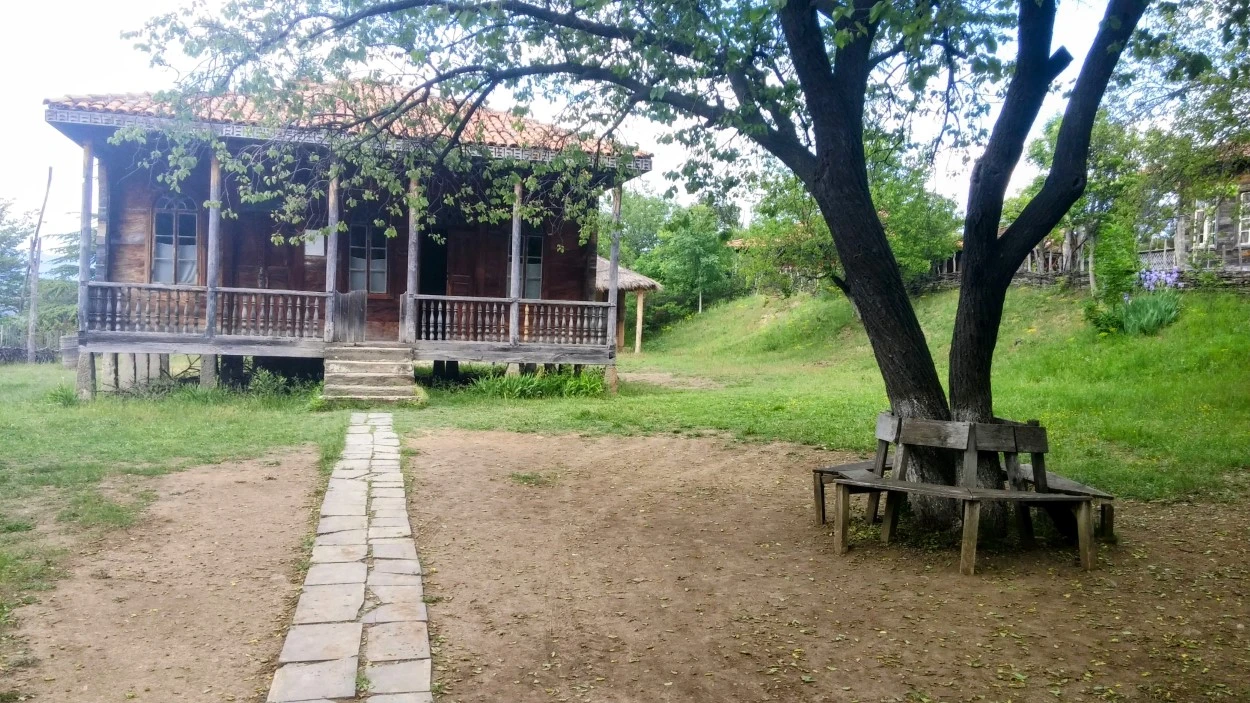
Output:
[621,287,1250,499]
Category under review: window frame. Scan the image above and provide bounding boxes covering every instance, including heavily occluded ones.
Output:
[1239,191,1250,247]
[151,195,199,285]
[1194,203,1213,249]
[506,234,544,299]
[348,224,389,295]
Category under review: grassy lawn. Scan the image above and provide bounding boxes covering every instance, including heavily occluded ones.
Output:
[403,287,1250,501]
[0,364,348,633]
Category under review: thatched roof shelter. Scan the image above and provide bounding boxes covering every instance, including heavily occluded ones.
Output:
[595,256,662,293]
[594,257,661,354]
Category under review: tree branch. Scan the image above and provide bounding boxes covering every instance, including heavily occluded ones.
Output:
[996,0,1150,271]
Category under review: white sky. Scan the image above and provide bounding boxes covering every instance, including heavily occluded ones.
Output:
[1,0,1107,249]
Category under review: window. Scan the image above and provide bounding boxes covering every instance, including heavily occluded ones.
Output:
[152,195,198,284]
[507,235,543,299]
[349,225,388,293]
[1239,192,1250,246]
[1194,204,1214,249]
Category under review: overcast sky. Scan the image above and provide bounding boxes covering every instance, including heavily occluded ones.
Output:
[2,0,1106,250]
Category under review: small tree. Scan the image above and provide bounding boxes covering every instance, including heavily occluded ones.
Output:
[636,205,739,321]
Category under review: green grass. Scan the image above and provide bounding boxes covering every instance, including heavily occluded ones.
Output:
[397,288,1250,501]
[0,365,349,633]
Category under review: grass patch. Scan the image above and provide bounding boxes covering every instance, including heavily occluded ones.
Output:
[508,471,555,487]
[0,363,351,643]
[394,288,1250,501]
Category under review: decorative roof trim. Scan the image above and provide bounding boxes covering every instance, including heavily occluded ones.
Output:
[45,107,654,173]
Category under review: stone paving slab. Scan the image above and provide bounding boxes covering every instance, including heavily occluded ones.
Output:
[305,562,368,586]
[267,656,357,702]
[366,659,433,694]
[279,623,363,663]
[365,622,431,662]
[372,540,418,560]
[268,412,432,703]
[311,544,367,564]
[293,584,365,624]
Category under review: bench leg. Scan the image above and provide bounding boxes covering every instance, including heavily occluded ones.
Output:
[1015,503,1035,548]
[1098,503,1116,543]
[813,473,826,525]
[865,491,881,524]
[1075,501,1096,571]
[960,500,981,576]
[880,492,902,544]
[833,484,851,555]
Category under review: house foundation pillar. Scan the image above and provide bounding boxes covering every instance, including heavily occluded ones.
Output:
[201,354,218,389]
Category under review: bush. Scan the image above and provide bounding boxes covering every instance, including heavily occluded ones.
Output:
[47,384,78,407]
[1121,289,1181,335]
[467,370,605,399]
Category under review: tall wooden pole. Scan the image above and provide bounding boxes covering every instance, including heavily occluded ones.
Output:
[25,167,52,363]
[403,178,421,343]
[75,143,96,399]
[324,175,341,342]
[201,156,223,388]
[634,291,645,354]
[606,186,622,393]
[508,181,523,346]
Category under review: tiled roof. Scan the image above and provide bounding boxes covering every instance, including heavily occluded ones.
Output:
[44,88,650,160]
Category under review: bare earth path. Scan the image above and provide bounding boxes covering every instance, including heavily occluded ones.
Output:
[410,430,1250,703]
[9,451,318,702]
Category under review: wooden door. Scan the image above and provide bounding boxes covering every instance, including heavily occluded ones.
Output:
[332,290,367,342]
[446,228,508,296]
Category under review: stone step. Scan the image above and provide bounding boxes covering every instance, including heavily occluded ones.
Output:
[323,384,420,398]
[324,372,413,387]
[325,360,414,375]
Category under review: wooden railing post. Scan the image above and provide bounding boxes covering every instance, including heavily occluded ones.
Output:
[75,142,96,399]
[508,181,523,346]
[606,186,622,392]
[403,178,421,343]
[324,175,340,342]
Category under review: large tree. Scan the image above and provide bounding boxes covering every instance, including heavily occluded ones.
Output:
[141,0,1150,517]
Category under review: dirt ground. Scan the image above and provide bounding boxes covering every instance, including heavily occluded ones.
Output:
[410,430,1250,703]
[5,451,318,702]
[617,371,723,390]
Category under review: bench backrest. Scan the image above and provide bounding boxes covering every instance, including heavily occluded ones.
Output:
[872,412,1050,490]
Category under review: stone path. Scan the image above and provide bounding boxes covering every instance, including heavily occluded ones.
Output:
[267,412,433,703]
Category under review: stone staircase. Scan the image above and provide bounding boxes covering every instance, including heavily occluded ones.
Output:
[322,342,422,404]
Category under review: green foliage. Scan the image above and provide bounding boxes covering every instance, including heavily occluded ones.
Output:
[597,187,675,267]
[742,158,959,296]
[1121,290,1182,336]
[633,205,742,327]
[0,200,32,319]
[46,384,77,407]
[467,370,605,400]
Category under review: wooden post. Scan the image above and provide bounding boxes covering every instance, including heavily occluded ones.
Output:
[634,291,645,354]
[509,181,523,346]
[201,156,223,389]
[403,178,421,343]
[75,143,96,399]
[324,176,341,342]
[606,186,622,393]
[959,500,981,576]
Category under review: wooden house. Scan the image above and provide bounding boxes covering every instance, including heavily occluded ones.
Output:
[45,92,651,399]
[1147,174,1250,271]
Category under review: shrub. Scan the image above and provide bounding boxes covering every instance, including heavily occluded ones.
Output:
[467,370,605,399]
[248,368,291,396]
[1121,289,1181,335]
[47,384,78,407]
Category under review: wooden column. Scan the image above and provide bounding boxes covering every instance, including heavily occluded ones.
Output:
[75,142,96,399]
[324,176,341,342]
[201,156,223,389]
[508,181,524,347]
[606,186,622,393]
[634,291,646,354]
[403,178,421,343]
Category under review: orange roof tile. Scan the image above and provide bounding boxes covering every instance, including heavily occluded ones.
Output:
[45,87,651,162]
